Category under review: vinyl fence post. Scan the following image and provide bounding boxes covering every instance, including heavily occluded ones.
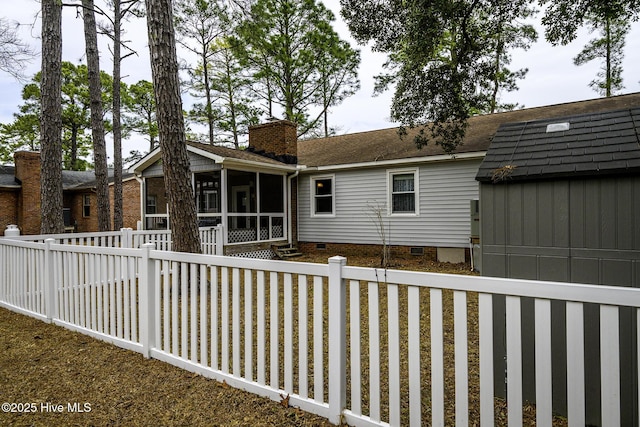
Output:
[44,238,56,322]
[120,228,133,248]
[328,256,347,425]
[139,243,156,358]
[215,224,224,256]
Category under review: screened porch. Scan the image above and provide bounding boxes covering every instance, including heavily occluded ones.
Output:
[142,168,288,246]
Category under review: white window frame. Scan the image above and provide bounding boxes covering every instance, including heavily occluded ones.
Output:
[387,168,419,216]
[310,175,335,217]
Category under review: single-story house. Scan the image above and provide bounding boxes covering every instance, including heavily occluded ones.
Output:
[0,151,141,234]
[129,121,299,257]
[475,106,640,425]
[129,92,640,260]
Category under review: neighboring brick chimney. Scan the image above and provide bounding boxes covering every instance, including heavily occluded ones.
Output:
[248,119,297,162]
[14,151,42,235]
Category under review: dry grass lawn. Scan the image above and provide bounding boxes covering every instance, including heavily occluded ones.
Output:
[0,306,333,426]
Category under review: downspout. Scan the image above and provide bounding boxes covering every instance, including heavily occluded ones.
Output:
[134,173,144,230]
[287,165,306,245]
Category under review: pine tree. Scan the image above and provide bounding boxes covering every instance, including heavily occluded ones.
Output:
[82,0,112,231]
[40,0,64,234]
[122,80,158,152]
[174,0,227,144]
[232,0,360,137]
[573,15,629,97]
[145,0,201,253]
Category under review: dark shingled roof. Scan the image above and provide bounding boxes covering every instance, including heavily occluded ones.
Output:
[68,170,136,189]
[1,164,134,190]
[186,141,292,167]
[61,170,106,189]
[297,92,640,168]
[476,106,640,183]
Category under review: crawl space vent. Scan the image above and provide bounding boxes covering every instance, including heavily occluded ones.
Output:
[546,122,570,133]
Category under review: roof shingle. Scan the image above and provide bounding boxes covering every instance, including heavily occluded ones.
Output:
[298,92,640,168]
[186,141,292,167]
[476,105,640,183]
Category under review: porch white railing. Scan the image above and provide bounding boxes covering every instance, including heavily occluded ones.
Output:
[5,226,223,255]
[1,236,639,426]
[143,213,287,246]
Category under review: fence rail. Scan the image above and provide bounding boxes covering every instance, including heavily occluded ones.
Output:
[4,226,223,255]
[1,235,639,426]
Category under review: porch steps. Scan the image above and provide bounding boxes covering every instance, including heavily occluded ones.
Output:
[272,243,303,259]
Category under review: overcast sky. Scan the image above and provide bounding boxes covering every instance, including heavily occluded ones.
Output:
[1,0,639,159]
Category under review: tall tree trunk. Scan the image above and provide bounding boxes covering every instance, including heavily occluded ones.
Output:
[82,0,111,231]
[40,0,64,234]
[605,16,612,97]
[112,0,124,230]
[147,110,156,152]
[323,77,329,137]
[202,52,215,144]
[145,0,201,253]
[70,126,79,169]
[225,60,240,149]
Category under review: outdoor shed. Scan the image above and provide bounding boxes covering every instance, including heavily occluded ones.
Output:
[476,106,640,426]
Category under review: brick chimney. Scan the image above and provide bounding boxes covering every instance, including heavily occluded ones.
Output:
[14,151,42,235]
[248,120,297,160]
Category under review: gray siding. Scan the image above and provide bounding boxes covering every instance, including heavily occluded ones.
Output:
[142,160,164,177]
[480,176,640,284]
[189,151,220,172]
[298,159,481,248]
[480,175,640,427]
[142,152,220,177]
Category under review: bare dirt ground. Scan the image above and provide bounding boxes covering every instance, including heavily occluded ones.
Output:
[291,251,478,275]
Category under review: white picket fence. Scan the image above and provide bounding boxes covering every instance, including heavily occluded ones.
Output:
[5,226,223,255]
[1,235,639,426]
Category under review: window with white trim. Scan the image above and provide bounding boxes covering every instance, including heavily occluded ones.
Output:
[311,176,334,216]
[388,169,418,215]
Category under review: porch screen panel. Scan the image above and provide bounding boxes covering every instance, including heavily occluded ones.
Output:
[259,173,284,212]
[195,172,221,213]
[227,170,257,213]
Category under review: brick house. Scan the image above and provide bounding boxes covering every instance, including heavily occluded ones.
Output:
[0,151,141,235]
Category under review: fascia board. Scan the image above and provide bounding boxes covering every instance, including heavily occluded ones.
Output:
[222,158,298,173]
[301,151,487,172]
[128,147,162,174]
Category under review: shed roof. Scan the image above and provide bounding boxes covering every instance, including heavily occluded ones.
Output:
[476,106,640,183]
[297,92,640,168]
